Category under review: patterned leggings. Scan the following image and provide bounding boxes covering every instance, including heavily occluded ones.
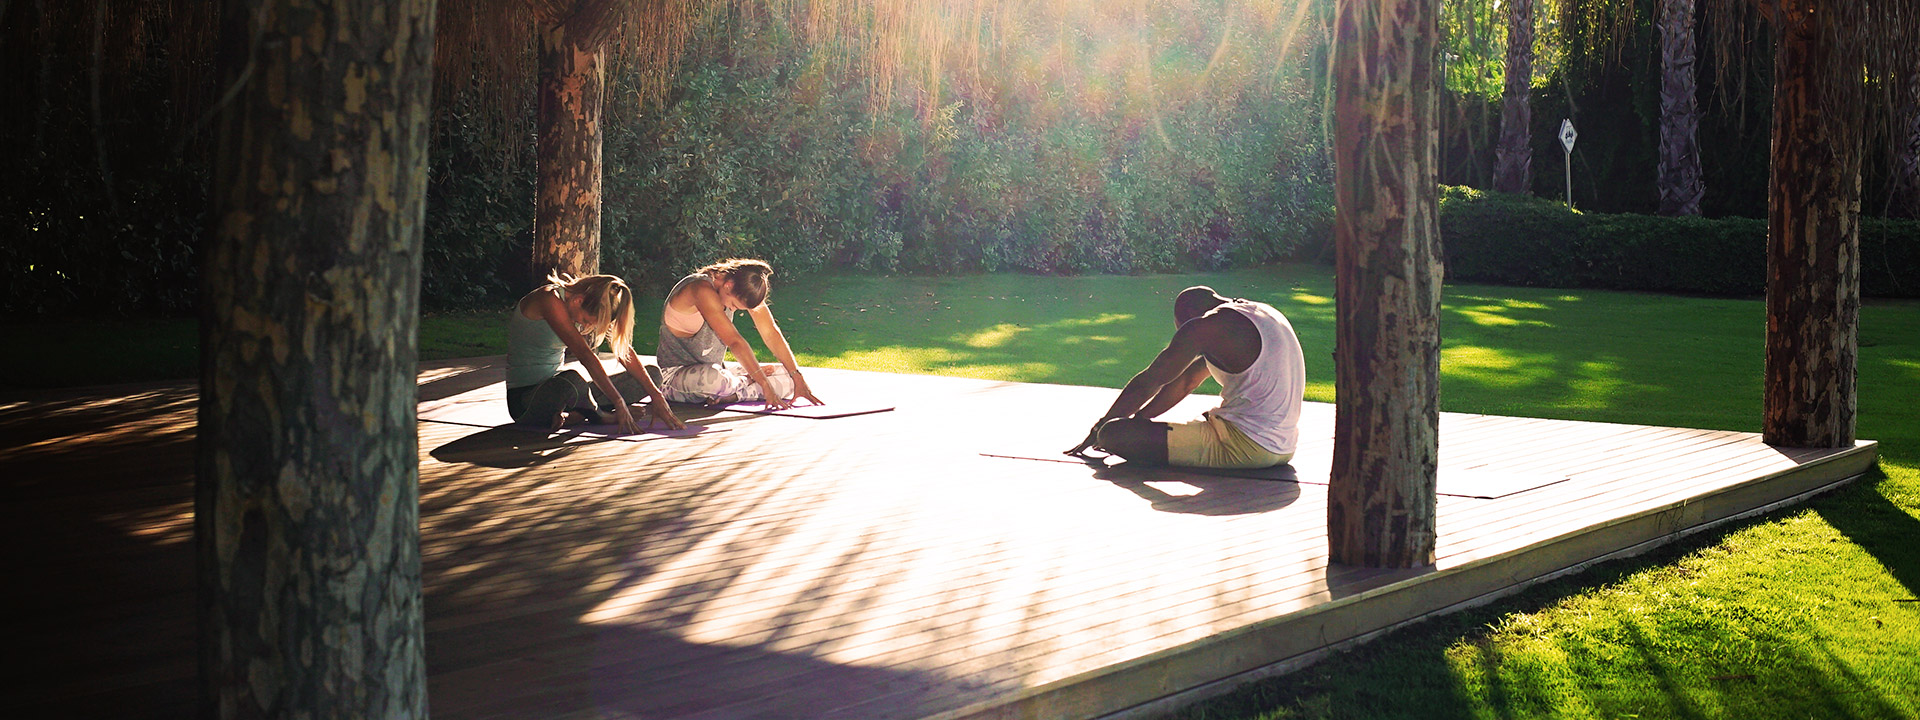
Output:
[657,363,794,404]
[505,369,653,424]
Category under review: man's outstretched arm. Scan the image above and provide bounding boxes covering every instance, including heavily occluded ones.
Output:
[1066,322,1211,456]
[1133,359,1209,421]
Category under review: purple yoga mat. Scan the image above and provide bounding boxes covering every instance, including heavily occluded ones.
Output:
[703,398,894,419]
[423,415,727,442]
[418,389,728,442]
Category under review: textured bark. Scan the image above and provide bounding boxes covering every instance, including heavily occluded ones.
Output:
[197,0,433,717]
[533,21,605,280]
[1656,0,1705,216]
[1763,0,1859,449]
[1492,0,1533,195]
[1890,67,1920,219]
[1328,0,1442,568]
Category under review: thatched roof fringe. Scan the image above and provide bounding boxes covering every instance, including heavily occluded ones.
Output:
[1704,0,1914,143]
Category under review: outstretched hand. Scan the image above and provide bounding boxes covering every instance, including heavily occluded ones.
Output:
[1065,419,1108,458]
[644,401,685,430]
[760,378,793,411]
[612,404,644,436]
[789,375,824,407]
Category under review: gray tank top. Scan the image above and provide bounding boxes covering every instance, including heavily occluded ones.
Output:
[656,274,732,368]
[505,287,569,389]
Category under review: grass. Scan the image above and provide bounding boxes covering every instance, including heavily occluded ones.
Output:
[0,310,514,389]
[5,265,1917,717]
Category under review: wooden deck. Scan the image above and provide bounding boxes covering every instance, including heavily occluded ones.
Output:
[3,357,1877,719]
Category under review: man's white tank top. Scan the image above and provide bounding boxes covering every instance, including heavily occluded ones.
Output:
[1205,300,1305,456]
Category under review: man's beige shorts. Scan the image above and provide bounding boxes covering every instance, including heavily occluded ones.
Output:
[1166,413,1293,469]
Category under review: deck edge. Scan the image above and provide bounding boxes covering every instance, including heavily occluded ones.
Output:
[924,440,1880,720]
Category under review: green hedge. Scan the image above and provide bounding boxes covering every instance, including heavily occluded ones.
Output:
[1439,187,1920,298]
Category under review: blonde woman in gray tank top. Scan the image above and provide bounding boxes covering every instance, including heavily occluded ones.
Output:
[657,259,823,409]
[505,272,683,434]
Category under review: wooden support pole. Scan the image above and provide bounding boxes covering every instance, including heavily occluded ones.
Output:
[533,20,605,280]
[1328,0,1443,568]
[1763,0,1860,449]
[198,0,435,717]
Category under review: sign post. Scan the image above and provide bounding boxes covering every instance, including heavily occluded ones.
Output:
[1559,119,1578,208]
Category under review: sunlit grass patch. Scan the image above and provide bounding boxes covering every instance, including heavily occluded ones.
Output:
[957,323,1030,348]
[1052,312,1137,327]
[1553,358,1665,411]
[1441,345,1557,390]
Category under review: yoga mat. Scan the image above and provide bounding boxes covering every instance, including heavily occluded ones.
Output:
[980,451,1567,499]
[424,415,726,442]
[418,385,726,442]
[1428,470,1571,500]
[697,383,895,419]
[702,398,893,419]
[979,451,1301,482]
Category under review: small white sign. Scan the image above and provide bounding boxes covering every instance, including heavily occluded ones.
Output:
[1559,119,1578,153]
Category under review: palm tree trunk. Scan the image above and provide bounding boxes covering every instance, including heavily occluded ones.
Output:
[1763,0,1859,448]
[534,21,605,279]
[1656,0,1705,216]
[1329,0,1442,568]
[198,0,434,717]
[1492,0,1533,195]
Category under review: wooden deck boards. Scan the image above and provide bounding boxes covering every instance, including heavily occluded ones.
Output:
[2,358,1875,720]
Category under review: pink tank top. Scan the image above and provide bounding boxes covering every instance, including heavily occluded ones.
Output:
[662,278,709,337]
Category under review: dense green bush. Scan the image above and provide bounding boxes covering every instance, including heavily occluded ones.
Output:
[421,103,537,311]
[421,2,1339,302]
[1440,186,1920,297]
[590,2,1336,288]
[0,41,207,317]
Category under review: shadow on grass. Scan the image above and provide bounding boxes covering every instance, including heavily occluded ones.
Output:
[1815,472,1920,601]
[1158,472,1917,720]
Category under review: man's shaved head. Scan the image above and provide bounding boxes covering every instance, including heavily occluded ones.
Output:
[1174,286,1229,325]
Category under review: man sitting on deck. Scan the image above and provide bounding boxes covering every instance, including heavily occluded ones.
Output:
[1067,286,1305,469]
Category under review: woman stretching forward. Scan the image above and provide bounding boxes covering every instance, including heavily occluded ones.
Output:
[506,272,683,434]
[657,259,822,410]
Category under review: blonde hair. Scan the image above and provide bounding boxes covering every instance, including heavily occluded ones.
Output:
[697,258,774,308]
[546,271,635,355]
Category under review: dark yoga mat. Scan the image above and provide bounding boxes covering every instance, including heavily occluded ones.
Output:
[701,397,894,419]
[425,415,727,442]
[981,451,1567,499]
[419,392,727,442]
[979,451,1301,482]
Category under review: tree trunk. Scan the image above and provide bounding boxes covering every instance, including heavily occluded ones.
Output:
[1328,0,1442,568]
[197,0,433,717]
[533,21,605,280]
[1763,0,1859,448]
[1656,0,1705,216]
[1890,65,1920,219]
[1492,0,1532,195]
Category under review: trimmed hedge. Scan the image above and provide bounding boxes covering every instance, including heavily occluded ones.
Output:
[1439,186,1920,298]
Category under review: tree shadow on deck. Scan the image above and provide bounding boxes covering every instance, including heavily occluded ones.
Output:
[6,377,958,719]
[1,384,199,719]
[419,417,958,718]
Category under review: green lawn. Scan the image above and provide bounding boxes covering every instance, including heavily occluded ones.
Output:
[5,265,1917,717]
